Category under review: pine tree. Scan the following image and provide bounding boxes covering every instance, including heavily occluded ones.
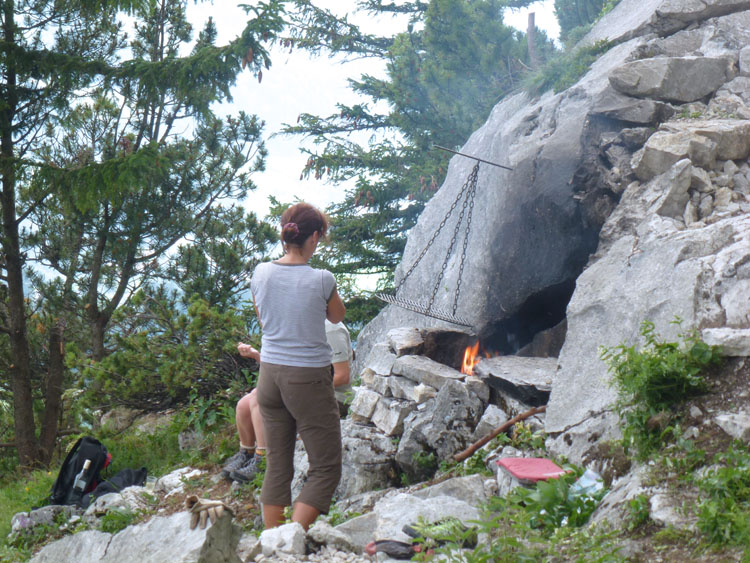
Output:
[283,0,554,301]
[163,205,277,309]
[0,0,284,467]
[554,0,605,40]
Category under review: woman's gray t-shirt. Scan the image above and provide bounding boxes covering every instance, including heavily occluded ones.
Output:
[251,261,336,367]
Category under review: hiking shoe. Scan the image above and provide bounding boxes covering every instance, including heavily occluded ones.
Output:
[220,449,253,480]
[364,540,416,559]
[402,517,478,548]
[229,454,264,483]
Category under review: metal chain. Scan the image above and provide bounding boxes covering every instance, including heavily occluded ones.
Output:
[453,165,478,316]
[427,163,480,313]
[393,163,480,294]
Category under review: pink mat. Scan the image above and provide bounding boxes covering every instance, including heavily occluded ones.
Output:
[496,457,567,483]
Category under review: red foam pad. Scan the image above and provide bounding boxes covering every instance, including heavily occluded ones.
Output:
[496,457,566,482]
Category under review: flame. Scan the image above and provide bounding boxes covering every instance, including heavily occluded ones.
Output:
[461,341,482,376]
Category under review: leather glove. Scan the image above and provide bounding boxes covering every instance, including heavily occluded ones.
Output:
[185,495,233,530]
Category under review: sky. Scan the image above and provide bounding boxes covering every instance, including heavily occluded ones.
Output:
[187,0,560,220]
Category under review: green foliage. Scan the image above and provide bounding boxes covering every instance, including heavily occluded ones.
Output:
[250,456,267,490]
[1,0,285,467]
[164,206,277,309]
[696,444,750,547]
[99,509,138,534]
[0,470,56,540]
[326,505,362,527]
[679,107,704,119]
[412,450,438,473]
[99,421,190,477]
[554,0,606,41]
[602,319,722,459]
[523,39,612,95]
[510,421,547,452]
[509,468,607,532]
[79,291,256,412]
[2,523,63,562]
[427,487,621,561]
[181,388,240,437]
[627,493,651,531]
[284,0,557,287]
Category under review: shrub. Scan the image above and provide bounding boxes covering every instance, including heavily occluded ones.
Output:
[601,319,722,459]
[523,39,612,95]
[79,291,258,413]
[627,493,651,531]
[508,468,606,532]
[99,509,138,534]
[696,445,750,546]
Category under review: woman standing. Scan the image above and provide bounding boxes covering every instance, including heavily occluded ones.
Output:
[251,202,345,530]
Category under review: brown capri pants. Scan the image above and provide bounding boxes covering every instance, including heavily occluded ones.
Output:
[256,362,342,514]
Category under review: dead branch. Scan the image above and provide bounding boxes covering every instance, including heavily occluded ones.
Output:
[453,405,547,462]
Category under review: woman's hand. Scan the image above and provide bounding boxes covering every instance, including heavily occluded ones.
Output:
[237,342,260,361]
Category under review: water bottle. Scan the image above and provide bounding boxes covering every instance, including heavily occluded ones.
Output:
[569,468,604,499]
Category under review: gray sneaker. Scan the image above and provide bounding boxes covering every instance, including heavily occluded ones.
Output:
[220,449,253,480]
[229,454,264,483]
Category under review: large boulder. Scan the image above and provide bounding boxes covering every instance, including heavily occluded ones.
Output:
[584,0,750,46]
[30,512,241,563]
[474,356,557,407]
[396,380,484,481]
[291,419,398,502]
[546,191,750,463]
[609,56,734,102]
[355,38,644,367]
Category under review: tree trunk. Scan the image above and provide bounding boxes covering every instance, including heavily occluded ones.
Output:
[39,323,65,465]
[91,316,108,362]
[527,12,539,70]
[1,0,38,468]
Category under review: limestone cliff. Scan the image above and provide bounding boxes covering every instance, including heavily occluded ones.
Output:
[357,0,750,465]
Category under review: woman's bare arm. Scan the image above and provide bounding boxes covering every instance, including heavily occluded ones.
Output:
[326,289,346,323]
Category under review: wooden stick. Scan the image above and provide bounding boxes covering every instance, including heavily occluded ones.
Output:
[453,405,546,462]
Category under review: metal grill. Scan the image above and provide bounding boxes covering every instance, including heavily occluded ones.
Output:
[375,293,473,327]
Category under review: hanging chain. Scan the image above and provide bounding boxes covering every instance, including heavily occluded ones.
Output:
[427,162,480,313]
[453,164,478,316]
[393,163,480,294]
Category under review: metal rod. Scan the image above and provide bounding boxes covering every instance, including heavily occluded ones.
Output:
[433,145,513,171]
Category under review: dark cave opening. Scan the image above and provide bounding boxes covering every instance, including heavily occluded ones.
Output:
[479,278,576,356]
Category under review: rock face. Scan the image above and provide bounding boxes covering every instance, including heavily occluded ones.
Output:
[609,56,734,102]
[30,512,241,563]
[289,325,555,495]
[356,0,750,468]
[355,40,647,369]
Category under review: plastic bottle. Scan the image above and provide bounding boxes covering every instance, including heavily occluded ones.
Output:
[569,468,604,498]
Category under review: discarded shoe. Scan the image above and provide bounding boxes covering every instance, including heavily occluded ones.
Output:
[402,516,478,548]
[364,540,416,560]
[220,449,253,480]
[229,454,264,483]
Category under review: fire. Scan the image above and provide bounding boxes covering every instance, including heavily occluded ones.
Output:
[461,341,483,376]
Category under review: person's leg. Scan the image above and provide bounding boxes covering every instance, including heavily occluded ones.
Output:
[230,391,268,483]
[279,365,342,528]
[247,389,266,451]
[256,363,297,528]
[263,504,286,529]
[291,502,320,530]
[221,393,257,479]
[236,392,256,449]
